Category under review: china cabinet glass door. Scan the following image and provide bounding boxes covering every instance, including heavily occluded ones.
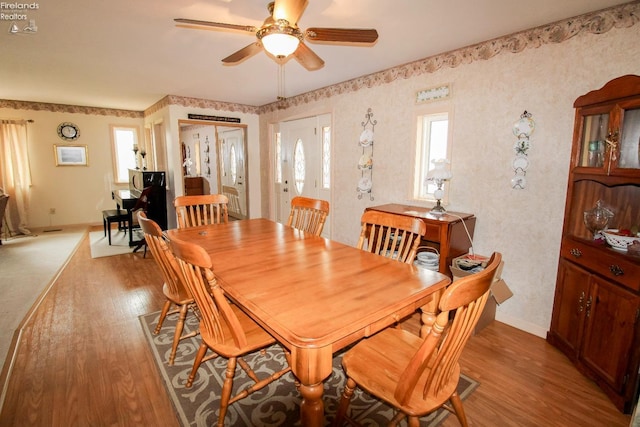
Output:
[578,112,609,169]
[577,102,640,173]
[618,106,640,170]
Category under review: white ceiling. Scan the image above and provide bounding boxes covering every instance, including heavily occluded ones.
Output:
[1,0,630,111]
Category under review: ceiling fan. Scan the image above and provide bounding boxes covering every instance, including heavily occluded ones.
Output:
[174,0,378,71]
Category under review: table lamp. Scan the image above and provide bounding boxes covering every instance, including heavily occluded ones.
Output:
[425,159,452,215]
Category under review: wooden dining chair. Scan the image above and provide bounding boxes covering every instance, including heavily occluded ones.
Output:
[333,252,502,427]
[174,194,229,228]
[137,212,197,365]
[222,185,242,218]
[357,210,426,264]
[167,235,292,427]
[286,196,330,236]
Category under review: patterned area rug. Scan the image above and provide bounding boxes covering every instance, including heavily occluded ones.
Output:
[139,311,479,427]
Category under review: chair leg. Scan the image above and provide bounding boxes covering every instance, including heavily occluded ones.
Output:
[103,217,107,237]
[168,303,189,366]
[389,411,407,427]
[218,357,238,427]
[154,299,172,334]
[449,391,469,427]
[186,342,209,388]
[229,357,291,405]
[333,377,357,427]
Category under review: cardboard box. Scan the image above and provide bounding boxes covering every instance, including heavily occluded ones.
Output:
[451,254,513,334]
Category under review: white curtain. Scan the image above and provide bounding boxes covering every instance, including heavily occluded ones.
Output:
[0,120,32,235]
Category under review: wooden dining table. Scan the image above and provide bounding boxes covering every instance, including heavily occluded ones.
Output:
[166,218,450,426]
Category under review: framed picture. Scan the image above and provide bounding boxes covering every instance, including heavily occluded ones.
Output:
[54,144,88,166]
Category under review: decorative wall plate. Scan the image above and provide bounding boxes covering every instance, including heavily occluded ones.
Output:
[359,129,374,146]
[512,155,530,171]
[513,117,535,138]
[358,154,373,169]
[357,176,372,192]
[510,175,527,189]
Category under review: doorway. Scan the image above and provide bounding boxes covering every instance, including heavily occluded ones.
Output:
[274,114,331,237]
[178,120,249,220]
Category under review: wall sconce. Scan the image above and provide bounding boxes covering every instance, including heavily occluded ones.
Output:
[425,159,452,215]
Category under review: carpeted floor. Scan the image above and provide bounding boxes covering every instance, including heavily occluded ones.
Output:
[0,226,87,369]
[140,311,479,427]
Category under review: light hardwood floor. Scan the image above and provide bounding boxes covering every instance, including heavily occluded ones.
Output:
[0,232,632,426]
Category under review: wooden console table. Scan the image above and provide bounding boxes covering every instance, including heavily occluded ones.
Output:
[365,204,476,277]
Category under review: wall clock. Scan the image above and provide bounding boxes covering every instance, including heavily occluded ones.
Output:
[57,122,80,141]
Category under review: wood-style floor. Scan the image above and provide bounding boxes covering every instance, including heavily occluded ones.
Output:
[0,232,632,426]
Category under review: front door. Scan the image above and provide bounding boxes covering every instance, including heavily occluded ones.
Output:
[275,114,331,237]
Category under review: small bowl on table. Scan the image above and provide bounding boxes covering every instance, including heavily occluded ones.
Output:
[602,229,640,251]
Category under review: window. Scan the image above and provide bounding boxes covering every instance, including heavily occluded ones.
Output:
[321,125,331,189]
[274,131,282,184]
[293,138,305,194]
[230,143,237,184]
[110,125,140,183]
[414,111,451,200]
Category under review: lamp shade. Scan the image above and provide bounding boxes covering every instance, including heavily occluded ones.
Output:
[426,159,452,181]
[262,32,300,57]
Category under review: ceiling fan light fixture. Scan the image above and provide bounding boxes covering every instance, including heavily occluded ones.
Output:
[257,21,302,58]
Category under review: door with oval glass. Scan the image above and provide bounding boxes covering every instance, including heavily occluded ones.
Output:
[276,114,331,237]
[218,127,248,219]
[178,120,248,220]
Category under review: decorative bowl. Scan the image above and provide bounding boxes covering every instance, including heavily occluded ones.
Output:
[602,229,640,251]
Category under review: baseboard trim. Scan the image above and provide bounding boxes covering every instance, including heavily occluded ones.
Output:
[495,312,548,339]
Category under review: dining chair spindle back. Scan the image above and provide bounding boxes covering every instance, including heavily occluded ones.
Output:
[286,196,330,236]
[174,194,229,228]
[333,252,502,427]
[357,210,426,264]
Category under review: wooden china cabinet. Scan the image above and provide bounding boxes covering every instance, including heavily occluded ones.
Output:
[547,75,640,413]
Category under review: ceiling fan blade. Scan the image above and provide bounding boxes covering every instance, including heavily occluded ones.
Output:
[222,42,263,64]
[293,42,324,71]
[174,18,256,33]
[305,28,378,44]
[272,0,308,24]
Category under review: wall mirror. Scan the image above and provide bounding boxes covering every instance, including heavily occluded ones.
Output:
[178,120,249,219]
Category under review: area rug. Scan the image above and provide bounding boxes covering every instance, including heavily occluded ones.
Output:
[89,229,143,258]
[140,311,479,427]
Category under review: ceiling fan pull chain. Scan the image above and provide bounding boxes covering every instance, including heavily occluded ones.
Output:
[278,62,287,101]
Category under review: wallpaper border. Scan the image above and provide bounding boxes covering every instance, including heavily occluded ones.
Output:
[1,1,637,118]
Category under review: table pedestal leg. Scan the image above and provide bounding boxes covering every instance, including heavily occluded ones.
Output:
[420,288,443,337]
[299,382,324,427]
[291,345,332,426]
